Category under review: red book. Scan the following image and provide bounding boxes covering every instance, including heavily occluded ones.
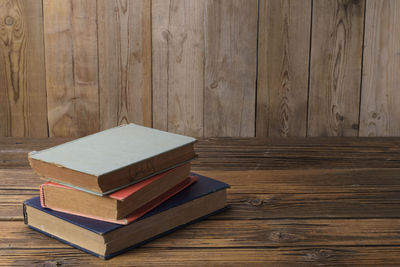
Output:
[40,164,195,224]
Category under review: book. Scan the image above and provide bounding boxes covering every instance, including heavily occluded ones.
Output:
[28,124,196,196]
[24,174,229,259]
[41,176,196,225]
[40,163,191,223]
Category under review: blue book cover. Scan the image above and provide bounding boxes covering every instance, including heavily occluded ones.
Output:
[24,173,229,259]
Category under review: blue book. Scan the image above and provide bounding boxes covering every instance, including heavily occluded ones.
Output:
[23,174,229,259]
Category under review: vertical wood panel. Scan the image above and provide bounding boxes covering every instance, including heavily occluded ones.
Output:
[256,0,311,137]
[43,0,99,137]
[308,0,365,136]
[98,0,152,130]
[152,0,204,136]
[1,0,398,138]
[204,0,258,137]
[0,0,47,137]
[151,0,168,132]
[359,0,400,136]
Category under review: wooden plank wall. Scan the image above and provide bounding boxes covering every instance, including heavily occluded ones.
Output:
[308,0,364,137]
[98,0,152,131]
[256,0,311,137]
[0,0,399,138]
[43,0,99,137]
[0,0,47,137]
[152,0,204,136]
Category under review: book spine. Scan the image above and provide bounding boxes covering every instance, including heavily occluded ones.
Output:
[22,202,28,225]
[39,183,47,208]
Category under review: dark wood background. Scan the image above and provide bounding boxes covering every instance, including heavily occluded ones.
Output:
[1,0,399,138]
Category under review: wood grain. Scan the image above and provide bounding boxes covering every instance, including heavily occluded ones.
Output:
[7,189,400,221]
[2,247,400,266]
[5,167,400,221]
[359,0,400,136]
[2,137,400,169]
[0,190,35,220]
[204,0,258,137]
[3,138,400,265]
[197,168,400,194]
[193,137,400,170]
[98,0,152,130]
[308,0,365,136]
[5,167,400,193]
[6,218,400,248]
[220,191,400,220]
[152,0,204,136]
[1,1,400,138]
[256,0,311,137]
[0,169,41,189]
[0,0,47,137]
[43,0,99,137]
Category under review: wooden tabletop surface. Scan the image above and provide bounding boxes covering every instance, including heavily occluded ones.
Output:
[2,137,400,266]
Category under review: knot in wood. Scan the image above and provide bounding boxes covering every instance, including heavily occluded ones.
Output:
[249,199,263,206]
[40,261,63,267]
[162,30,172,42]
[4,16,14,25]
[307,248,334,260]
[210,81,219,89]
[269,231,292,241]
[335,113,344,122]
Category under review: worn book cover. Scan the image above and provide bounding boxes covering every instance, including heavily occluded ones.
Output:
[28,124,196,195]
[39,163,191,222]
[24,174,229,259]
[40,176,197,224]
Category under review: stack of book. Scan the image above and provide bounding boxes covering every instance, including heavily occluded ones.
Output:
[23,124,229,259]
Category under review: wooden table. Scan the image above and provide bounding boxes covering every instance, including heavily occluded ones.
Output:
[2,137,400,266]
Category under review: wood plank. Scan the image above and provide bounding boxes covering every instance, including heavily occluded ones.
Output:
[5,218,400,248]
[195,136,400,146]
[359,0,400,136]
[2,247,400,266]
[2,137,400,169]
[4,168,400,193]
[6,189,400,221]
[152,0,204,136]
[5,149,399,170]
[194,137,400,170]
[3,136,400,147]
[0,137,70,146]
[0,190,35,220]
[0,138,70,168]
[308,0,365,136]
[218,191,400,220]
[43,0,99,137]
[196,168,400,194]
[256,0,311,137]
[0,0,48,137]
[98,0,151,130]
[204,0,257,137]
[192,159,400,171]
[0,169,41,189]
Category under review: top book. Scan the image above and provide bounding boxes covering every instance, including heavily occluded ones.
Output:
[28,124,196,196]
